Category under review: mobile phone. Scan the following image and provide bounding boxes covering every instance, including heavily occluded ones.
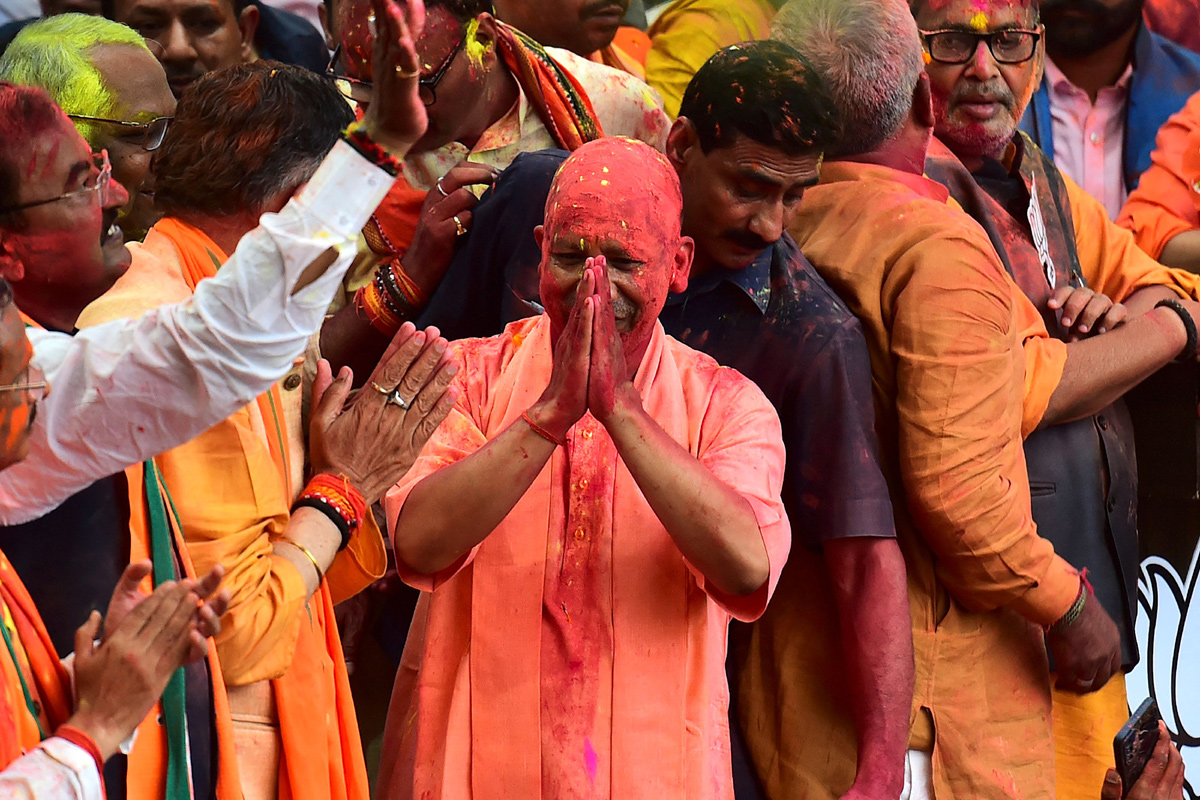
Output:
[1113,698,1163,796]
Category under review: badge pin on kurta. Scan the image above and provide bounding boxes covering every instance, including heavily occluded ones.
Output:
[1026,175,1056,288]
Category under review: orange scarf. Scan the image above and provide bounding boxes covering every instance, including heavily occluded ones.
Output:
[0,549,72,767]
[151,218,294,494]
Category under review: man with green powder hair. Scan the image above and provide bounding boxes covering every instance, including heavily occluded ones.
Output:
[0,13,176,240]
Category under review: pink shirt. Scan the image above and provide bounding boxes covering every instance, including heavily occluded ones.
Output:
[377,315,790,800]
[1044,58,1134,219]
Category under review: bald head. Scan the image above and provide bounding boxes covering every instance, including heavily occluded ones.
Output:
[772,0,923,157]
[545,137,683,244]
[537,137,692,362]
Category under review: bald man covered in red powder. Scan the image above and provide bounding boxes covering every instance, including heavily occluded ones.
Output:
[376,137,790,800]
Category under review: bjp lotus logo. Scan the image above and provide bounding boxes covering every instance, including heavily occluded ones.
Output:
[1127,543,1200,799]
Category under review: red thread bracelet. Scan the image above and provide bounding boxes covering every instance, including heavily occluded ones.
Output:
[522,411,566,447]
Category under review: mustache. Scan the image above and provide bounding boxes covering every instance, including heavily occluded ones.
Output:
[581,0,629,15]
[724,228,772,252]
[951,79,1017,109]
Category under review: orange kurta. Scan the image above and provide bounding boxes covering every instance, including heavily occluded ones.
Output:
[78,218,386,800]
[377,315,790,800]
[1117,89,1200,259]
[736,160,1080,800]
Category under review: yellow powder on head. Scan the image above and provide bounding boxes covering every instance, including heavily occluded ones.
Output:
[464,17,489,67]
[970,12,989,30]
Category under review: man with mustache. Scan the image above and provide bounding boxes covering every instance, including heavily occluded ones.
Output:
[102,0,328,99]
[913,0,1200,796]
[0,14,175,241]
[376,136,791,800]
[491,0,651,77]
[1017,0,1200,218]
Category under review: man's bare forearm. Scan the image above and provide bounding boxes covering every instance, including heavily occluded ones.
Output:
[604,390,769,597]
[823,537,913,800]
[393,411,556,575]
[1158,230,1200,274]
[1041,306,1186,428]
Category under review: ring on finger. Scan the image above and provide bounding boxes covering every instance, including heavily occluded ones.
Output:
[453,215,467,236]
[371,381,391,395]
[436,179,449,197]
[395,66,419,79]
[386,388,412,410]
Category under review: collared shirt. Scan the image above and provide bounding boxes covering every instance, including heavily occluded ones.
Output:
[644,0,776,118]
[1118,88,1200,258]
[402,47,670,191]
[660,236,895,546]
[0,141,393,525]
[1044,58,1134,219]
[379,314,789,800]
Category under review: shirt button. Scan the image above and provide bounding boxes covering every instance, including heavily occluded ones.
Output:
[574,527,585,540]
[283,374,302,391]
[1193,180,1200,195]
[581,429,593,440]
[1097,415,1108,430]
[578,479,589,490]
[1090,132,1101,145]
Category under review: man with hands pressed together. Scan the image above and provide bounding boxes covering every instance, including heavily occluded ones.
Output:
[377,137,789,800]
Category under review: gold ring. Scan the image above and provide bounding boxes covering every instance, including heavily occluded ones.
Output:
[453,215,467,236]
[395,65,419,79]
[371,381,391,395]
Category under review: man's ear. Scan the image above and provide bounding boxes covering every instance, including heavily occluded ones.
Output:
[237,3,260,63]
[912,72,935,129]
[665,117,698,172]
[473,12,500,62]
[670,236,694,294]
[0,235,24,283]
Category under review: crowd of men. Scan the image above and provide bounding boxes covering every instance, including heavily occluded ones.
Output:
[0,0,1198,797]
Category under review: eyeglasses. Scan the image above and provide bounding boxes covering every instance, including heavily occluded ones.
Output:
[67,114,172,152]
[325,36,465,108]
[0,361,47,404]
[0,150,113,213]
[326,44,374,105]
[920,27,1043,65]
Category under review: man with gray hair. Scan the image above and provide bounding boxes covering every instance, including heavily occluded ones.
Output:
[731,0,1122,798]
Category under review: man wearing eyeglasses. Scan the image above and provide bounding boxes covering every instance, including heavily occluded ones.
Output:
[1020,0,1200,220]
[0,14,176,241]
[912,1,1200,797]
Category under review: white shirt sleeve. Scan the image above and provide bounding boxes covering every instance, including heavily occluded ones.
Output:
[0,737,104,800]
[0,140,394,524]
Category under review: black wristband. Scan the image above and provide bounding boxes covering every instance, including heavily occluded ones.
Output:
[1156,298,1198,362]
[292,497,352,551]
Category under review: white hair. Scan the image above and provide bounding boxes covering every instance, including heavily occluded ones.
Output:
[771,0,924,157]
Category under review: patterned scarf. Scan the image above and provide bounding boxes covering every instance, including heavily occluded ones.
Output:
[493,22,605,150]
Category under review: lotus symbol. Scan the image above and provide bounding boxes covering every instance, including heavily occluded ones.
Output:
[1127,543,1200,799]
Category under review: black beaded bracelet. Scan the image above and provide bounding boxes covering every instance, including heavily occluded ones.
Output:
[1156,298,1198,362]
[293,497,352,551]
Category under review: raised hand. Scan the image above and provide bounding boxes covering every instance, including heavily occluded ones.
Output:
[587,257,634,425]
[361,0,427,155]
[403,161,501,295]
[308,323,459,506]
[103,561,229,666]
[530,266,594,440]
